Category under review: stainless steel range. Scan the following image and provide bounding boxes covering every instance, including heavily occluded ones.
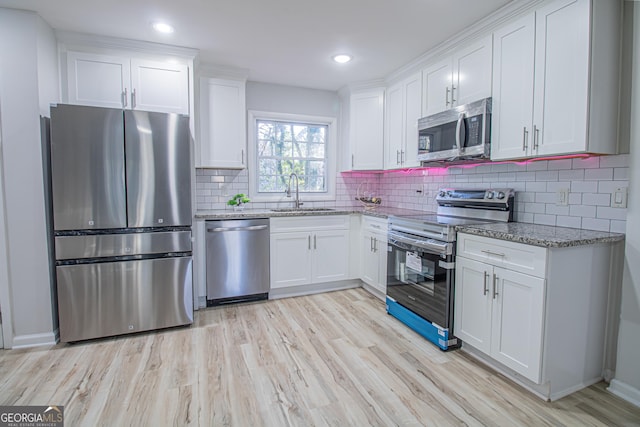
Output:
[386,188,514,350]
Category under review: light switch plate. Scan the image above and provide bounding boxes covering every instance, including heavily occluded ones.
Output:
[612,187,628,208]
[556,188,569,206]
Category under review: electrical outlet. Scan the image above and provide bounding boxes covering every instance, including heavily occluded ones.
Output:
[612,187,628,208]
[556,188,569,206]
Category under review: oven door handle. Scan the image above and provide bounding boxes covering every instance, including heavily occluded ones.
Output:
[388,231,452,255]
[389,225,445,241]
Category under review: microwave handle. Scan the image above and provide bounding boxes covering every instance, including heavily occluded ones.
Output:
[455,112,466,152]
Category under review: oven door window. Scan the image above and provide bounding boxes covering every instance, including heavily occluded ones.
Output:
[386,242,452,329]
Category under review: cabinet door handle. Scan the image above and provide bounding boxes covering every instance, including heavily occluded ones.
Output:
[122,88,128,108]
[131,88,137,109]
[445,86,451,107]
[308,235,311,250]
[401,150,405,164]
[533,125,540,150]
[241,149,245,165]
[492,273,499,299]
[451,85,456,105]
[314,235,317,250]
[373,237,378,252]
[483,271,489,296]
[397,150,400,165]
[522,127,528,151]
[351,154,354,168]
[370,236,374,252]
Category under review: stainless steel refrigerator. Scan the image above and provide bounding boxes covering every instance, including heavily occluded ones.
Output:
[49,104,193,342]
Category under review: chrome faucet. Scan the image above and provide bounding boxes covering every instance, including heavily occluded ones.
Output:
[285,173,303,208]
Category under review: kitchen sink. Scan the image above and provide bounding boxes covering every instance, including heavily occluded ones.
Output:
[270,207,335,213]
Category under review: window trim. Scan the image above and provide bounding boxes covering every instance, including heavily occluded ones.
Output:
[248,110,337,203]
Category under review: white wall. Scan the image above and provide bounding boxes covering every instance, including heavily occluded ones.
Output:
[0,8,59,348]
[609,1,640,408]
[246,81,340,117]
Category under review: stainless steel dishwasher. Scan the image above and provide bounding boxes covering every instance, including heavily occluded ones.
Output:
[206,218,270,306]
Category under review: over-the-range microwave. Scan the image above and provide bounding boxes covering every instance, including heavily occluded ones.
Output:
[417,97,492,163]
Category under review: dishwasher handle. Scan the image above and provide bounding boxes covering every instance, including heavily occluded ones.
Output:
[207,224,268,233]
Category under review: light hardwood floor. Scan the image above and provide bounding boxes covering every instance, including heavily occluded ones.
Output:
[1,288,639,426]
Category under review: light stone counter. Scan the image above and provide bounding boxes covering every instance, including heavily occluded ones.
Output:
[457,222,625,248]
[194,206,427,220]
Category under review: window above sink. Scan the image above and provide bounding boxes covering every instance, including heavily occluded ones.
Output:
[247,110,337,203]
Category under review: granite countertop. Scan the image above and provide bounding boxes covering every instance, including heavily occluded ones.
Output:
[457,222,625,248]
[196,208,625,248]
[194,206,427,220]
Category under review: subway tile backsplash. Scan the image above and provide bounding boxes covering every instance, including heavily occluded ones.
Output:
[195,154,629,233]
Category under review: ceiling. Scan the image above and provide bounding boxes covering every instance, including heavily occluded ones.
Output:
[0,0,513,91]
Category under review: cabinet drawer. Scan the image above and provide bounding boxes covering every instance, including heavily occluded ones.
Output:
[457,233,547,278]
[270,215,349,233]
[361,216,387,234]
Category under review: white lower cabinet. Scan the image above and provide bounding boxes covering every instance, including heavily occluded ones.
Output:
[455,232,620,400]
[360,216,388,296]
[455,256,544,382]
[270,216,350,290]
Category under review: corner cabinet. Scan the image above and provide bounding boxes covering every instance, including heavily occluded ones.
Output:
[422,35,492,116]
[66,51,190,114]
[349,88,384,170]
[384,73,421,169]
[270,216,351,291]
[455,232,619,401]
[198,77,247,168]
[491,0,621,160]
[360,216,388,297]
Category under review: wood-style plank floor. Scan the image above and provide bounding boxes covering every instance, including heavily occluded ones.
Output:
[1,288,639,426]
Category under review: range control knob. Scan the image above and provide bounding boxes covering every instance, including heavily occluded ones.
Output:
[438,191,446,198]
[496,191,506,199]
[486,191,494,199]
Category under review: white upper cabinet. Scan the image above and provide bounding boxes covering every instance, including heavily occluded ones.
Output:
[532,0,590,157]
[422,35,492,116]
[384,72,421,169]
[198,77,246,169]
[349,88,384,170]
[66,51,190,115]
[67,52,131,109]
[452,36,493,108]
[129,59,189,114]
[422,59,453,117]
[491,14,536,160]
[491,0,620,160]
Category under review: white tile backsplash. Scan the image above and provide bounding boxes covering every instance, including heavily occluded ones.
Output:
[195,154,629,233]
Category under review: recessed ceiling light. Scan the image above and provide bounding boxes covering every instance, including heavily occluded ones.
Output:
[333,54,353,64]
[153,22,174,34]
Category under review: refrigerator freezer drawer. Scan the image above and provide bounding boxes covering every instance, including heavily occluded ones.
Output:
[55,230,192,260]
[57,257,193,342]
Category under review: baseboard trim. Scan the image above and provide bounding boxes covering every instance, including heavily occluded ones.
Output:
[269,280,361,300]
[608,379,640,408]
[11,331,58,349]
